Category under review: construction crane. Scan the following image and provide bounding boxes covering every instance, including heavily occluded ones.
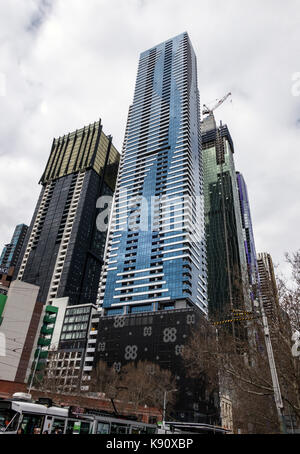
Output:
[202,92,232,116]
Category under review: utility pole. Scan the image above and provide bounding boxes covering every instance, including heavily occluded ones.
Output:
[256,297,287,433]
[28,346,41,394]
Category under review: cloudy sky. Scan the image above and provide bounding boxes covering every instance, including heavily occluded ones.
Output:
[0,0,299,275]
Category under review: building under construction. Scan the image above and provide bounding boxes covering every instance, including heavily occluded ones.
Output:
[201,113,250,320]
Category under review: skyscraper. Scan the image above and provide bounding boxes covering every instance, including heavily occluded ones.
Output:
[257,252,281,324]
[82,33,220,425]
[202,115,250,318]
[99,32,208,316]
[0,223,28,271]
[236,172,260,307]
[0,223,28,291]
[15,120,119,307]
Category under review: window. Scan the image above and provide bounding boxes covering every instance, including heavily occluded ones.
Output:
[51,418,66,434]
[20,413,44,435]
[96,422,110,434]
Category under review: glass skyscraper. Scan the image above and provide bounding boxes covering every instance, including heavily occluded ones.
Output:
[202,115,250,318]
[236,171,260,306]
[99,32,208,317]
[0,224,28,271]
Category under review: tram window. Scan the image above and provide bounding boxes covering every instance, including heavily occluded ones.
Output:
[0,409,19,432]
[96,422,110,434]
[66,420,76,434]
[51,418,66,434]
[20,414,44,435]
[66,420,91,434]
[79,422,90,434]
[111,423,128,434]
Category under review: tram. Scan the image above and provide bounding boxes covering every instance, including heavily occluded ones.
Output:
[0,393,157,434]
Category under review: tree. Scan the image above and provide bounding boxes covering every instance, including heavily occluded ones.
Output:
[90,360,176,420]
[183,250,300,433]
[183,321,281,433]
[121,361,176,418]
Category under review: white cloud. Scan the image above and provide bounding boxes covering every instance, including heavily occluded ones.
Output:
[0,0,299,274]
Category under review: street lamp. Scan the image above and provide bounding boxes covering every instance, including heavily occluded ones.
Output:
[162,389,178,428]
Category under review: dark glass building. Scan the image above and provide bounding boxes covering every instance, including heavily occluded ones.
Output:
[15,120,119,306]
[0,223,28,271]
[202,114,250,319]
[236,172,260,307]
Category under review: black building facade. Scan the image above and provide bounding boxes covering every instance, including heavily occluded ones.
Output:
[15,120,119,306]
[87,308,220,424]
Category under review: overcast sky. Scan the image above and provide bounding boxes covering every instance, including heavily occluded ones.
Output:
[0,0,299,275]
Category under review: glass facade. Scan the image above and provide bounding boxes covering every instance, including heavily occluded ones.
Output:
[0,224,28,270]
[100,32,208,316]
[236,172,260,306]
[202,116,250,318]
[40,121,119,185]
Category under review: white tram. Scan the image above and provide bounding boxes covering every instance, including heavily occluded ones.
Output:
[0,393,156,434]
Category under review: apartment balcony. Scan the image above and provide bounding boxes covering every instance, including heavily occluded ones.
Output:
[43,315,56,324]
[85,356,94,362]
[35,349,48,359]
[38,337,51,347]
[41,326,54,335]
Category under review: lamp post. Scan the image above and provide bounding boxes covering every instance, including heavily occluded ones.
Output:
[162,389,178,429]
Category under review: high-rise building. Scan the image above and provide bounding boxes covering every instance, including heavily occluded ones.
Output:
[0,224,28,270]
[202,114,250,318]
[0,224,28,291]
[82,33,220,425]
[236,172,260,307]
[15,120,120,307]
[257,253,281,324]
[99,32,207,317]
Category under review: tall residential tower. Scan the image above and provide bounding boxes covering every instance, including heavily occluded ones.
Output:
[83,34,219,425]
[99,32,208,316]
[0,223,28,271]
[15,120,119,307]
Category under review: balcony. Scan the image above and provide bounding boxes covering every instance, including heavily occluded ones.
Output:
[41,326,54,335]
[43,315,56,324]
[38,337,51,347]
[45,305,58,314]
[85,356,94,362]
[35,349,48,359]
